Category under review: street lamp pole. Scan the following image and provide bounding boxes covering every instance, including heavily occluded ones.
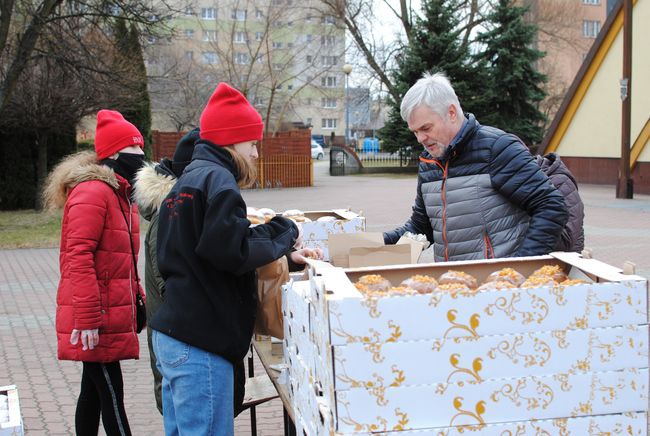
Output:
[342,64,352,146]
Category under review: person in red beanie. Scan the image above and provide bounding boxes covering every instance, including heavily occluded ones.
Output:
[151,83,320,435]
[42,109,145,436]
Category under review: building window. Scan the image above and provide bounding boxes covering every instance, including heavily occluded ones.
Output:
[256,54,264,63]
[306,117,312,125]
[255,9,263,19]
[232,9,247,21]
[321,55,337,66]
[287,42,294,48]
[305,98,312,105]
[234,53,250,64]
[306,34,312,43]
[184,29,194,39]
[185,51,193,60]
[287,84,293,90]
[306,55,313,63]
[255,32,263,41]
[201,8,216,19]
[272,0,281,5]
[322,118,337,129]
[321,97,337,108]
[202,52,218,64]
[582,20,601,38]
[321,76,337,87]
[321,35,336,46]
[254,97,264,106]
[306,14,312,22]
[582,0,600,4]
[321,15,336,25]
[272,63,283,70]
[234,31,247,43]
[272,41,283,49]
[184,7,194,16]
[203,30,216,41]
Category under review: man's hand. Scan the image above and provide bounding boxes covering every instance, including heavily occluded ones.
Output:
[289,247,324,264]
[70,329,99,351]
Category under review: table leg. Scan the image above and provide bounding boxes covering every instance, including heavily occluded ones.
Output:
[248,345,257,435]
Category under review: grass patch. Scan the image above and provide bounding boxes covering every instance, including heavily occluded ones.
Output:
[0,210,62,249]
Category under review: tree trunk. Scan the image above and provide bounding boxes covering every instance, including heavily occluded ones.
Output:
[34,130,48,210]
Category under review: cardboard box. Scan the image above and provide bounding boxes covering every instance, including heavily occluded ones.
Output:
[334,368,647,431]
[313,254,648,345]
[0,386,23,436]
[332,325,648,390]
[299,209,365,261]
[313,412,647,435]
[328,233,425,268]
[283,252,649,434]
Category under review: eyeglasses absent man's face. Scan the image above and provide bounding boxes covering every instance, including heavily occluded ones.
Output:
[407,104,460,159]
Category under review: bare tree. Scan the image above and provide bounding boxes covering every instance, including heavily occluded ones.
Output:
[0,0,176,115]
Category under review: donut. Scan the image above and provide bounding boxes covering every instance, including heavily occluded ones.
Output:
[438,270,478,289]
[400,275,438,294]
[484,268,526,286]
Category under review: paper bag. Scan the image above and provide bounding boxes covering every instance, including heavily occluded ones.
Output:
[254,257,289,339]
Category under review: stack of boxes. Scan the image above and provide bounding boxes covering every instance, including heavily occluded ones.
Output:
[298,210,365,261]
[282,253,649,435]
[0,386,23,436]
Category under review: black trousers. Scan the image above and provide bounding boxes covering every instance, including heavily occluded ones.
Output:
[75,361,131,436]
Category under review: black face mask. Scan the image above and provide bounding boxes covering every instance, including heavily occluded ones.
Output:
[101,152,145,187]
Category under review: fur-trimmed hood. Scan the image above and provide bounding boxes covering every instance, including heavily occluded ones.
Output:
[132,160,177,221]
[42,151,120,210]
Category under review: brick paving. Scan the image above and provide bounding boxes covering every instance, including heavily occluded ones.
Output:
[1,158,649,434]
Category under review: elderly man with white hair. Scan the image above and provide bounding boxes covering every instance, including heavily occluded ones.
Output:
[384,72,568,261]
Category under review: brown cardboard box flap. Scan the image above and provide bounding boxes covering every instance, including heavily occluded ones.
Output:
[328,232,384,267]
[349,244,412,268]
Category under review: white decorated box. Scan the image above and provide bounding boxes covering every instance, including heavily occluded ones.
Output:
[299,209,365,260]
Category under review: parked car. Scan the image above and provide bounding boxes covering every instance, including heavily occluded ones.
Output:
[311,140,324,160]
[311,134,326,147]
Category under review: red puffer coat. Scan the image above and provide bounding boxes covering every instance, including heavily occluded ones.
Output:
[44,151,144,362]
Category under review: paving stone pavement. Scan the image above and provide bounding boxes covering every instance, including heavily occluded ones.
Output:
[1,158,648,434]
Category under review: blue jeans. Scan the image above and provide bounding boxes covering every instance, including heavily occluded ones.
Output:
[152,330,234,436]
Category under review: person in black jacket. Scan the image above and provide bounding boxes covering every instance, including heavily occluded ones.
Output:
[385,72,568,261]
[151,82,317,435]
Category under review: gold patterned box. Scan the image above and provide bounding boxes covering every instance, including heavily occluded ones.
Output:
[284,253,648,434]
[313,411,647,435]
[332,325,648,390]
[334,368,647,432]
[299,209,365,261]
[310,254,648,346]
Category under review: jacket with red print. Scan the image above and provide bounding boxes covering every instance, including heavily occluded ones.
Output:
[43,151,144,362]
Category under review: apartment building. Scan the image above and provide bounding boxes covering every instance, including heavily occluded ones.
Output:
[144,0,348,136]
[525,0,614,121]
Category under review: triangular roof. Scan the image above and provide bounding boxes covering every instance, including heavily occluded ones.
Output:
[541,0,649,170]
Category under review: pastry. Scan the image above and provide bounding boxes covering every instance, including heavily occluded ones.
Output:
[485,268,525,286]
[521,275,557,288]
[438,270,478,289]
[477,281,516,291]
[246,207,265,225]
[400,275,438,294]
[529,265,568,283]
[282,209,308,222]
[355,274,392,293]
[316,216,337,222]
[437,283,474,293]
[258,208,276,223]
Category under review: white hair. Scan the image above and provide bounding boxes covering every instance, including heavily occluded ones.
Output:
[400,72,463,122]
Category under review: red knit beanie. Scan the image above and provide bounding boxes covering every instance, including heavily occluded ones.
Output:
[94,110,144,160]
[199,83,264,146]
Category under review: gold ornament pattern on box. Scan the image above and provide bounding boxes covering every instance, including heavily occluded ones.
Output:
[337,399,410,432]
[335,359,406,406]
[490,377,555,410]
[447,397,486,428]
[432,310,480,351]
[330,309,402,362]
[487,333,553,368]
[484,291,550,325]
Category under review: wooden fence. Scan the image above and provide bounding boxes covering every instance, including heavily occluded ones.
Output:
[151,130,312,188]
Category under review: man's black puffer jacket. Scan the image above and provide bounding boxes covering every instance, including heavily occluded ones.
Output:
[385,114,568,261]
